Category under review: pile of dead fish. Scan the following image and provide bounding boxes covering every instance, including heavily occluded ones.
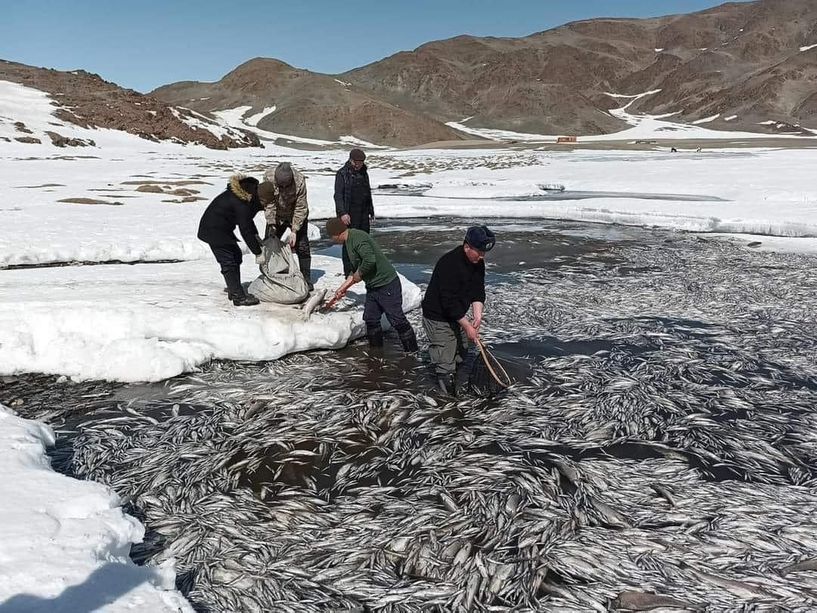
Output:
[53,235,817,612]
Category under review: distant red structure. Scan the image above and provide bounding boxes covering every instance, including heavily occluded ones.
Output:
[556,135,577,144]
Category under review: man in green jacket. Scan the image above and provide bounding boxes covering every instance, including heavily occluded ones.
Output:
[326,217,418,352]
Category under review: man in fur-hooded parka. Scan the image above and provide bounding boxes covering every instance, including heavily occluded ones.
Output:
[197,174,263,306]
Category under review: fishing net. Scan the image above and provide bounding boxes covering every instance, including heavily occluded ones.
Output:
[466,340,516,397]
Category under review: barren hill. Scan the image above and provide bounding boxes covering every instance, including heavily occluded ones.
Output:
[344,0,817,136]
[0,59,260,149]
[151,58,467,147]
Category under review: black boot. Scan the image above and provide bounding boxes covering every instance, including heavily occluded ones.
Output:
[395,323,418,352]
[299,257,313,291]
[436,374,457,397]
[231,292,260,306]
[223,271,243,299]
[366,325,384,348]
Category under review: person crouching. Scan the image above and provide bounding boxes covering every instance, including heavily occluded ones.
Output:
[325,217,418,352]
[197,174,263,306]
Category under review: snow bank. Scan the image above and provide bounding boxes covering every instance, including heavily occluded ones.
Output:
[0,404,193,612]
[0,255,421,382]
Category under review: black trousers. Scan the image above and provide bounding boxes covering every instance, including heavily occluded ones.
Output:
[209,243,243,296]
[341,213,370,277]
[362,276,417,350]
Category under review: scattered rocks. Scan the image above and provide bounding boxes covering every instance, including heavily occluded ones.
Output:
[162,196,205,203]
[57,197,124,206]
[14,136,41,144]
[135,184,165,193]
[13,121,32,134]
[45,131,95,147]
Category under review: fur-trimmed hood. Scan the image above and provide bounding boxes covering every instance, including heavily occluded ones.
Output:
[228,174,255,203]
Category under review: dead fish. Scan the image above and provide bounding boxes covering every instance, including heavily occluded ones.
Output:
[303,289,327,318]
[611,590,695,611]
[781,557,817,576]
[649,482,677,507]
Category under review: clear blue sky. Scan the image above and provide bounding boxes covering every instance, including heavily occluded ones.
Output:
[1,0,747,93]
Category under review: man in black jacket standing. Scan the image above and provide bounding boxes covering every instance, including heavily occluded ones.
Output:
[197,174,264,306]
[422,225,496,395]
[334,148,374,277]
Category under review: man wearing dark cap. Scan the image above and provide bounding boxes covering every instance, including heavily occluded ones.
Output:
[259,162,312,289]
[333,148,375,277]
[326,217,418,353]
[197,174,264,306]
[421,225,496,395]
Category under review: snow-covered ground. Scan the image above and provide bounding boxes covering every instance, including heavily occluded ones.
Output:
[0,256,420,383]
[0,404,194,612]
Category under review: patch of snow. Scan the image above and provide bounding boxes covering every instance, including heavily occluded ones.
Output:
[0,404,194,611]
[0,258,421,382]
[724,115,738,122]
[654,48,664,52]
[333,79,351,87]
[800,44,817,52]
[339,135,386,149]
[758,120,776,125]
[172,106,241,141]
[706,233,817,254]
[692,114,720,125]
[213,106,339,146]
[244,105,277,127]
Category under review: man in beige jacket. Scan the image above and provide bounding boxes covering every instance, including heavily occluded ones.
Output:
[258,162,312,289]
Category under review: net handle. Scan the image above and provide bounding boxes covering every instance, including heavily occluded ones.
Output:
[476,338,512,388]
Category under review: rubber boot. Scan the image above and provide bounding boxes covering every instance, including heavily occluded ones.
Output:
[299,257,314,291]
[436,373,457,397]
[366,325,384,348]
[231,293,260,306]
[223,270,243,299]
[395,323,418,353]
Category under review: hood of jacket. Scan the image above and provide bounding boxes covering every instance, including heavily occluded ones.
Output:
[228,174,253,203]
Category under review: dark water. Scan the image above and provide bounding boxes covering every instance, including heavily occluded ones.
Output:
[314,216,648,283]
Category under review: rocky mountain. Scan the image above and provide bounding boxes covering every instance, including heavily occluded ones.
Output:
[0,59,259,149]
[343,0,817,136]
[152,0,817,144]
[151,58,466,147]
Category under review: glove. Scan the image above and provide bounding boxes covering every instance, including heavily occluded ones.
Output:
[255,253,264,265]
